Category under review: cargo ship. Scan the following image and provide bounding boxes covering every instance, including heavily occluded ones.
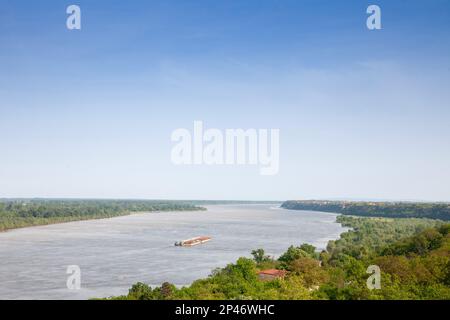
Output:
[175,236,211,247]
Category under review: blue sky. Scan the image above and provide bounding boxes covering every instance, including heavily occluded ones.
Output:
[1,0,450,201]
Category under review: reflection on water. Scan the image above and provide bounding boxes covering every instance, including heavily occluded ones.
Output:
[0,204,347,300]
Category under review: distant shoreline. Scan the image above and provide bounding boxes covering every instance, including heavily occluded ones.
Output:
[281,200,450,221]
[0,199,207,233]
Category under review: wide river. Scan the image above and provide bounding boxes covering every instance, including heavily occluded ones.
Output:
[0,204,347,300]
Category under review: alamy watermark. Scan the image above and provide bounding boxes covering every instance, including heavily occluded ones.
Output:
[66,265,81,290]
[171,121,280,175]
[66,5,81,30]
[367,5,382,30]
[366,265,381,290]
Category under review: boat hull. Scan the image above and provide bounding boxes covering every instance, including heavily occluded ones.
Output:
[175,236,211,247]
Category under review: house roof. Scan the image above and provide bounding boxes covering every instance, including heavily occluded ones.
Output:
[257,269,287,277]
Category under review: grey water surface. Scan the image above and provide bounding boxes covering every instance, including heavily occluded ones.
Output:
[0,204,347,300]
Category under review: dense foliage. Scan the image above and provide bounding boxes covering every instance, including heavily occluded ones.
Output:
[281,200,450,221]
[0,199,204,231]
[109,216,449,300]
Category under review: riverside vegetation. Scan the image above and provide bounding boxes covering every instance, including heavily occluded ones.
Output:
[0,199,205,232]
[108,202,450,300]
[281,200,450,221]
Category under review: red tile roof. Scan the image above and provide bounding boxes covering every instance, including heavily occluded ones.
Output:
[257,269,287,277]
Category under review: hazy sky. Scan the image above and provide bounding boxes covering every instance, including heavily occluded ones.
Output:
[1,0,450,201]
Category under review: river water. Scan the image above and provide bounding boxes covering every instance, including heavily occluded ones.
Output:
[0,204,347,300]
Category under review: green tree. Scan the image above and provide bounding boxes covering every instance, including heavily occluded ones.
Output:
[251,248,271,263]
[128,282,153,300]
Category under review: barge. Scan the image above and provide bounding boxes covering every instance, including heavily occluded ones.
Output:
[175,236,211,247]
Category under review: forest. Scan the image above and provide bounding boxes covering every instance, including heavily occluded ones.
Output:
[108,216,449,300]
[281,200,450,221]
[0,199,205,232]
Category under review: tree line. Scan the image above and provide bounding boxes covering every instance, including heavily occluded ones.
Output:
[0,199,205,232]
[281,200,450,220]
